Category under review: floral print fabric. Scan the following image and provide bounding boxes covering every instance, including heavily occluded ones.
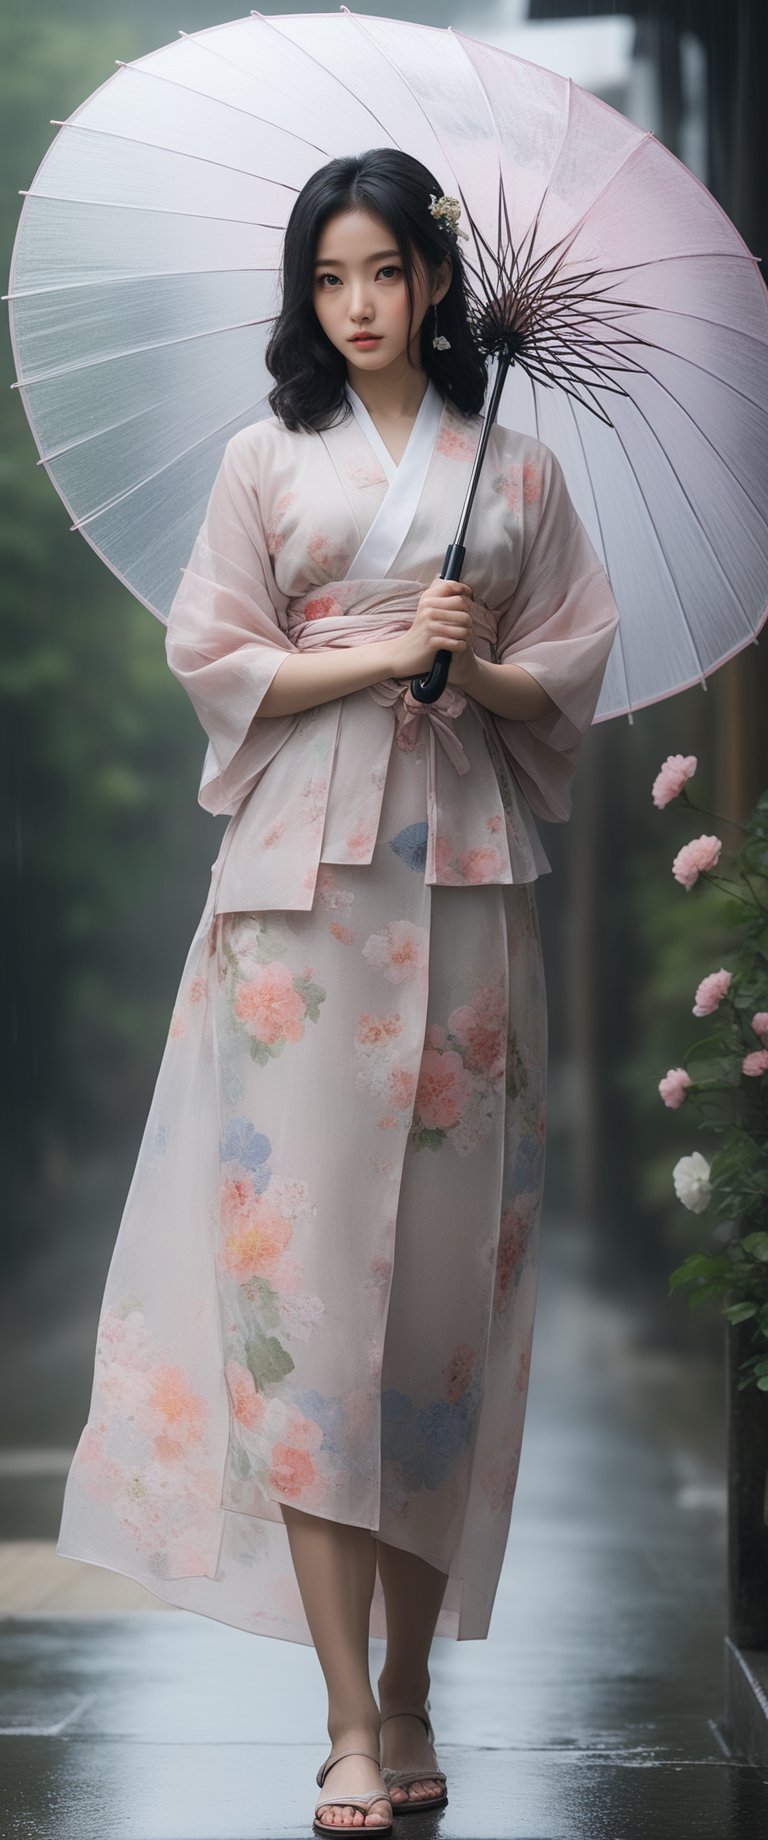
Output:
[57,728,547,1644]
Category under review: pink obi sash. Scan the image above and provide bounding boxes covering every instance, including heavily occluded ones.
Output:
[286,589,499,778]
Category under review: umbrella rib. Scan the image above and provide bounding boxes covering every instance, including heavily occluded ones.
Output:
[617,380,760,624]
[453,28,576,262]
[13,313,277,389]
[338,7,462,198]
[17,189,284,230]
[249,8,406,150]
[105,56,331,156]
[3,266,278,301]
[43,118,304,192]
[67,396,273,532]
[631,361,768,532]
[565,396,633,712]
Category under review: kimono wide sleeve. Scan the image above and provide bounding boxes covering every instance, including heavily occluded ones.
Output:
[165,429,298,818]
[491,444,620,825]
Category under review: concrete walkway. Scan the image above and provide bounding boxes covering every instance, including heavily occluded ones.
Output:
[1,1218,767,1838]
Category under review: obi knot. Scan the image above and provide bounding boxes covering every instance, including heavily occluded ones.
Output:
[368,678,471,774]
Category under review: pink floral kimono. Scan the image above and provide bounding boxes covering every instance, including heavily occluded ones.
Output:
[56,378,619,1644]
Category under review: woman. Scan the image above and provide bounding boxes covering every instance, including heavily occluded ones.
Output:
[56,148,620,1833]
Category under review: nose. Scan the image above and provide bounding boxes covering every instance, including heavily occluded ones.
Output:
[349,283,374,323]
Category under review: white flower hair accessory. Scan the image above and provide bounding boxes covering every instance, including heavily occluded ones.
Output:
[428,192,469,241]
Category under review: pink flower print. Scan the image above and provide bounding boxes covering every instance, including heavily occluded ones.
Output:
[493,1203,532,1314]
[235,962,307,1045]
[492,465,523,515]
[433,834,465,884]
[751,1012,768,1041]
[356,1012,404,1048]
[345,454,387,487]
[658,1067,692,1109]
[330,922,356,946]
[345,821,377,860]
[189,976,206,1004]
[142,1363,209,1462]
[522,459,544,505]
[449,990,506,1081]
[436,423,478,460]
[458,844,505,883]
[264,489,297,556]
[169,1009,185,1039]
[485,813,502,834]
[362,919,428,983]
[269,1441,317,1499]
[307,530,352,576]
[219,1186,293,1283]
[425,1022,447,1052]
[388,1066,417,1110]
[672,834,722,889]
[304,592,345,622]
[414,1047,472,1130]
[225,1359,264,1431]
[652,752,697,809]
[742,1049,768,1077]
[262,820,286,849]
[443,1343,477,1403]
[692,968,732,1016]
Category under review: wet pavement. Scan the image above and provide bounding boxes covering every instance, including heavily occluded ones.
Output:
[2,1216,768,1838]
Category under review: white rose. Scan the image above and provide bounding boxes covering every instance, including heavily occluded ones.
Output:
[672,1151,712,1213]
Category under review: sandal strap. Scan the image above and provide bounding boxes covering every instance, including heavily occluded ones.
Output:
[381,1765,447,1789]
[316,1747,385,1790]
[379,1705,435,1741]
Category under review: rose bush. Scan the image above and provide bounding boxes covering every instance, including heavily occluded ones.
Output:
[651,757,768,1392]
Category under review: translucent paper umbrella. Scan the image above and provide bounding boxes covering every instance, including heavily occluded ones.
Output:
[5,7,768,720]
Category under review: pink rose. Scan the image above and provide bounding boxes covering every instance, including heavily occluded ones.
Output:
[659,1067,692,1109]
[672,834,722,890]
[751,1012,768,1042]
[742,1050,768,1078]
[652,753,697,809]
[692,968,732,1017]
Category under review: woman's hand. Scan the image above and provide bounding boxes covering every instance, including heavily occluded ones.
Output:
[386,576,478,689]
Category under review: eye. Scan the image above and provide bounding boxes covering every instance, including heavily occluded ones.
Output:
[316,272,340,288]
[377,265,401,279]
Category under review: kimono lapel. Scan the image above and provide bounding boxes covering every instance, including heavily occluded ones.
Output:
[342,378,445,579]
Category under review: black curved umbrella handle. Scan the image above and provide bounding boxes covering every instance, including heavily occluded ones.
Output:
[409,541,467,705]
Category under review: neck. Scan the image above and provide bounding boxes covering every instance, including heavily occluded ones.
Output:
[345,358,430,423]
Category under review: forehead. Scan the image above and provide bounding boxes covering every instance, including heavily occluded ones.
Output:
[314,208,398,258]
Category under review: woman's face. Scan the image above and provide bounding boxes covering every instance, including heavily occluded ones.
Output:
[312,207,450,379]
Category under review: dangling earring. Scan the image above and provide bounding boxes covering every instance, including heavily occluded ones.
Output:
[432,303,451,351]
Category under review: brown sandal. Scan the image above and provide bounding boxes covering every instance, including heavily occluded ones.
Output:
[314,1746,394,1835]
[379,1703,449,1814]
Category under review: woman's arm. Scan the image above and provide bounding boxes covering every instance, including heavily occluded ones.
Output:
[257,638,404,717]
[458,653,558,722]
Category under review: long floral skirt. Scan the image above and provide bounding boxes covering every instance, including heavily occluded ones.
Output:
[57,729,548,1644]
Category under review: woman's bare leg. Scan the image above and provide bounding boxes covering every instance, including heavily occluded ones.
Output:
[374,1539,450,1807]
[280,1504,391,1829]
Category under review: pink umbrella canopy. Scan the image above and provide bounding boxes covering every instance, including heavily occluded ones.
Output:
[5,6,768,720]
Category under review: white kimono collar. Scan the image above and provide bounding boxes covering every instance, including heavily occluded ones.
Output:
[343,377,445,580]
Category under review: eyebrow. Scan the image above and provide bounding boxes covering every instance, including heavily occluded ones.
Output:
[313,249,400,266]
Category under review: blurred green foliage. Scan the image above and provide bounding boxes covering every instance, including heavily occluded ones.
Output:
[0,9,230,1268]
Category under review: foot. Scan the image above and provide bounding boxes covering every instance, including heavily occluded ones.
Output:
[315,1748,392,1829]
[378,1710,445,1807]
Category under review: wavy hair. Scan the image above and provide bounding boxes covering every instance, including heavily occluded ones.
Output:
[265,148,488,431]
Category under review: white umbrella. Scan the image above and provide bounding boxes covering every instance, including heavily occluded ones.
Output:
[5,6,768,719]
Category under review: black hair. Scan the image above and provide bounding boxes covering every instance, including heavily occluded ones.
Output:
[265,147,488,432]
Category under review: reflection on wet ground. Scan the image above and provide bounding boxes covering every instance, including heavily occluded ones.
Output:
[1,1216,767,1837]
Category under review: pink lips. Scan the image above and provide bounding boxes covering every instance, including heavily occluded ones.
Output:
[351,334,381,343]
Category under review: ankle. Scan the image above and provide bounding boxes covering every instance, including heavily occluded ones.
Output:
[327,1712,382,1752]
[377,1668,431,1712]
